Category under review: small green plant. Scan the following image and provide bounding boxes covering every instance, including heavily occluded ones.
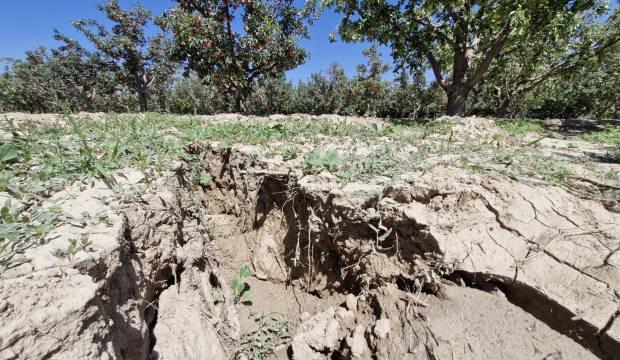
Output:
[583,127,620,160]
[0,200,32,270]
[55,234,92,261]
[338,144,402,180]
[0,200,63,271]
[0,142,19,165]
[303,149,342,173]
[604,169,619,182]
[497,118,544,135]
[236,313,293,360]
[424,118,455,135]
[280,144,300,160]
[231,264,252,304]
[196,174,213,186]
[583,127,620,147]
[67,115,112,182]
[65,239,82,259]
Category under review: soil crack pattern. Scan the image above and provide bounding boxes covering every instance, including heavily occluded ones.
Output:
[1,116,619,360]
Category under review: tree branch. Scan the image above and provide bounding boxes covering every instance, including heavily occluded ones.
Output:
[518,32,620,95]
[414,17,454,46]
[465,24,509,87]
[426,52,448,89]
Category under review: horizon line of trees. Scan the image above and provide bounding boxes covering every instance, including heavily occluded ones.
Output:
[0,0,619,119]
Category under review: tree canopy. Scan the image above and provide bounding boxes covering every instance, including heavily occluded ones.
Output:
[160,0,310,111]
[74,0,175,112]
[324,0,610,116]
[1,0,619,120]
[475,7,619,117]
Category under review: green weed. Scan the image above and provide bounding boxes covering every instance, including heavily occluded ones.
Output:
[280,144,300,160]
[303,149,342,173]
[231,264,252,304]
[54,234,92,261]
[0,200,64,271]
[236,313,292,360]
[584,126,620,161]
[497,118,544,135]
[583,126,620,146]
[337,145,404,180]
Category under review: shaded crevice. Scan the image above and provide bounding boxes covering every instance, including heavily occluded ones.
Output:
[599,310,619,338]
[184,145,619,359]
[456,270,619,359]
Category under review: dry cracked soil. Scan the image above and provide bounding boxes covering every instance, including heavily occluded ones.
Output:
[0,113,619,360]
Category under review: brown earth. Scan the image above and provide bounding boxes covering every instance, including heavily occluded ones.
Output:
[0,114,618,360]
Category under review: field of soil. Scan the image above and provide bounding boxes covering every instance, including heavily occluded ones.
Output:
[0,113,618,359]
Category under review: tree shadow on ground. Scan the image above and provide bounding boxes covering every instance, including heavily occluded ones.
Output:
[539,117,619,136]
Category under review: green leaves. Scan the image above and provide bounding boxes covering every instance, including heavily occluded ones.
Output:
[56,234,92,260]
[164,0,310,112]
[0,143,19,163]
[74,0,175,112]
[231,264,252,303]
[239,264,252,278]
[0,201,63,272]
[327,0,608,115]
[236,313,293,359]
[322,150,342,172]
[303,149,342,173]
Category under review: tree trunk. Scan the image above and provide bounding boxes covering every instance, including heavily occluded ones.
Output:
[446,86,468,116]
[138,91,148,113]
[234,87,248,114]
[158,94,167,113]
[189,87,198,115]
[495,102,510,118]
[494,87,511,118]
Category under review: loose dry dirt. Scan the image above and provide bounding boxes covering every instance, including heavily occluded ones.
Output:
[0,114,618,360]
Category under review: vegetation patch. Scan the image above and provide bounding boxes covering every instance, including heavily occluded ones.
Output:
[1,113,619,271]
[496,118,544,136]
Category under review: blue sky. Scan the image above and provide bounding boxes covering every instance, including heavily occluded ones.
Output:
[2,1,616,83]
[0,0,394,82]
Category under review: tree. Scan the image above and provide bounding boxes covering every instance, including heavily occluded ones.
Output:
[324,0,608,116]
[50,30,119,112]
[297,62,352,114]
[147,38,178,113]
[160,0,310,112]
[245,75,295,115]
[485,7,620,117]
[524,40,620,120]
[1,48,65,112]
[0,64,12,112]
[380,69,444,120]
[350,44,390,116]
[74,0,175,112]
[169,74,228,114]
[0,43,123,113]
